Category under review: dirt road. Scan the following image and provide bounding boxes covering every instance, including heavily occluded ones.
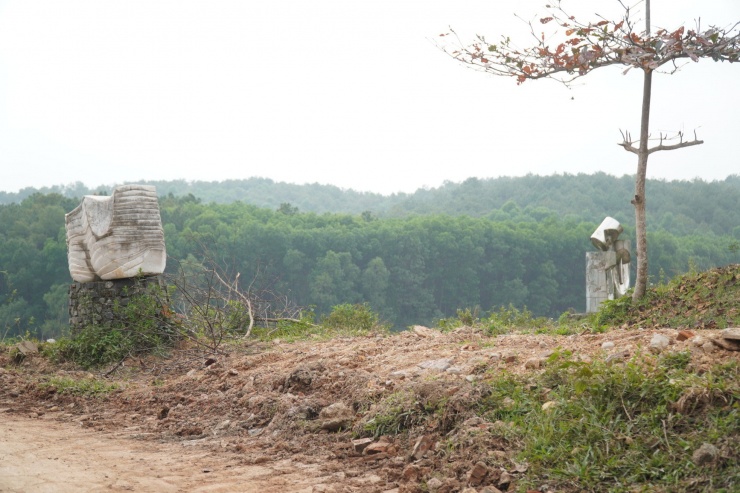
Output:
[0,417,333,493]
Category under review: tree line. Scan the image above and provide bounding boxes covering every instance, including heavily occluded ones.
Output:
[1,186,737,339]
[2,173,738,236]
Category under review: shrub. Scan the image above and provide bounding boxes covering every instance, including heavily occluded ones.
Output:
[320,303,389,335]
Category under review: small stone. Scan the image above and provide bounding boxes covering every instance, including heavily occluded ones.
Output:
[468,461,489,486]
[721,327,740,340]
[365,440,395,455]
[426,478,443,492]
[711,337,740,351]
[676,330,695,342]
[601,341,615,350]
[541,401,558,412]
[319,402,351,418]
[692,443,719,466]
[524,358,543,369]
[352,438,373,453]
[502,397,515,408]
[605,350,629,364]
[691,336,706,347]
[465,375,478,383]
[702,341,716,353]
[498,471,512,488]
[650,334,670,353]
[411,435,435,460]
[401,464,420,482]
[16,340,38,356]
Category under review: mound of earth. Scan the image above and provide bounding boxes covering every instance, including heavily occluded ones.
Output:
[2,323,738,492]
[1,265,739,492]
[611,263,740,330]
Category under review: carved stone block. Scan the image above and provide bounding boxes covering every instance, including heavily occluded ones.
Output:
[65,185,166,282]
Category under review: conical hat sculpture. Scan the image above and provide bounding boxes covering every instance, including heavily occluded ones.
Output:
[65,185,166,282]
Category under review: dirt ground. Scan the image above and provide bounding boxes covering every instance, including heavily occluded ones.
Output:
[1,325,738,493]
[1,416,336,493]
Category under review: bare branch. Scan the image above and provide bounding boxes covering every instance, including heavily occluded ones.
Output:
[619,130,704,154]
[647,138,704,154]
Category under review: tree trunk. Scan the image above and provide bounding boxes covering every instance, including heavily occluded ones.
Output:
[633,69,652,301]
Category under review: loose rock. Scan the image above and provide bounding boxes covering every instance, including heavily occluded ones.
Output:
[467,461,489,486]
[676,330,695,342]
[650,334,670,353]
[692,442,719,466]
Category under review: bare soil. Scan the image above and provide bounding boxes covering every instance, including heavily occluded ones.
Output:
[1,326,738,492]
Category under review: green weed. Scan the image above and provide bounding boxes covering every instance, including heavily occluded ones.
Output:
[475,355,739,492]
[41,376,119,396]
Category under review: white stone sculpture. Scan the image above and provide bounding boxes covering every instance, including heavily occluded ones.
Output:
[65,185,166,282]
[586,217,631,312]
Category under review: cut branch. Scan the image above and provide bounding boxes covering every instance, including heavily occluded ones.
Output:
[647,138,704,154]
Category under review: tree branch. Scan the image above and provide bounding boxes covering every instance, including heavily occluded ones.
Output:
[647,138,704,154]
[619,132,704,154]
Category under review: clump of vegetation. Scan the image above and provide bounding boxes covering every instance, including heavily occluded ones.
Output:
[320,303,389,334]
[41,376,119,396]
[252,303,389,342]
[438,304,555,335]
[361,385,452,438]
[592,264,740,330]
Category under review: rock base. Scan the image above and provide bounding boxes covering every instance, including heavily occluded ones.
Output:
[68,275,167,331]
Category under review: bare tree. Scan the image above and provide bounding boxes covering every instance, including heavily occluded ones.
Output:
[441,0,739,300]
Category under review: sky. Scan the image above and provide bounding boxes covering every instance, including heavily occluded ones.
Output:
[0,0,738,195]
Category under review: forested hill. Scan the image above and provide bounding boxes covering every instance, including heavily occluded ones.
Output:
[2,185,739,340]
[2,173,738,236]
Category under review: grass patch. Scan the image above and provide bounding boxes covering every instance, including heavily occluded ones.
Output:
[252,303,390,342]
[476,354,739,492]
[437,305,556,335]
[41,376,119,396]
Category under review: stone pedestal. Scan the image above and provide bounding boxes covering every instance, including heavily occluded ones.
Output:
[586,251,616,313]
[68,275,167,331]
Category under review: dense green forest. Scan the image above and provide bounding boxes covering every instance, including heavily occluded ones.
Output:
[1,174,738,339]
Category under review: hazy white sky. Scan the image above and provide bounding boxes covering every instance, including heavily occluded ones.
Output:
[0,0,738,195]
